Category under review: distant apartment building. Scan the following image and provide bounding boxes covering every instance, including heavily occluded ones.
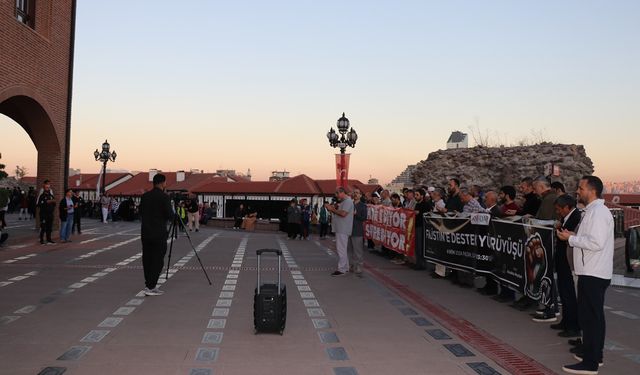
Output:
[604,181,640,194]
[446,131,468,149]
[269,171,290,182]
[385,165,417,192]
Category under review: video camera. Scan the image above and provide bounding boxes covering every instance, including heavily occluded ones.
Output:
[169,191,189,205]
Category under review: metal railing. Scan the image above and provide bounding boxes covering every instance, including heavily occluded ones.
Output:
[605,201,640,231]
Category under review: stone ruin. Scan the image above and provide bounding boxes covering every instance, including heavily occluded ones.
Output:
[412,143,594,192]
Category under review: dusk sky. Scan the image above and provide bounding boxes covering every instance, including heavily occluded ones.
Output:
[1,1,639,184]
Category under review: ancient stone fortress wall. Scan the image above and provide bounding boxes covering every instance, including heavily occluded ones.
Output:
[412,143,594,191]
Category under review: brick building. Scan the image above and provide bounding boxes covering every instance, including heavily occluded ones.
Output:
[0,1,77,199]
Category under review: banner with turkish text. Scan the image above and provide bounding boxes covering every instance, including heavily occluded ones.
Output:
[364,205,416,257]
[423,214,555,303]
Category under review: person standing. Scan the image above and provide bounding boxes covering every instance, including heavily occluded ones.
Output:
[286,199,301,239]
[518,177,541,216]
[445,178,464,213]
[234,203,245,230]
[550,194,581,338]
[72,191,84,234]
[186,196,200,232]
[300,199,311,240]
[319,202,329,239]
[348,188,367,276]
[37,180,56,245]
[18,191,28,220]
[58,189,75,243]
[558,176,613,375]
[325,187,354,276]
[0,188,9,229]
[413,188,430,270]
[100,192,110,223]
[139,174,173,296]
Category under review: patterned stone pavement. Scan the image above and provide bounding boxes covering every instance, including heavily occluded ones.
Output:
[1,216,639,374]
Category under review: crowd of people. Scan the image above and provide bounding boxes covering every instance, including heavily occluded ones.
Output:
[318,175,612,375]
[0,173,613,374]
[0,180,142,246]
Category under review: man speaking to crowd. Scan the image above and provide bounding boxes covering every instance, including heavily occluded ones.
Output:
[140,173,173,296]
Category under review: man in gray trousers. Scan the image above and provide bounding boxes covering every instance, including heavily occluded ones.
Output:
[348,188,368,277]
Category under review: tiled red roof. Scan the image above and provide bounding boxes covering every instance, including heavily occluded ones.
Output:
[20,176,37,186]
[228,175,251,183]
[166,174,227,192]
[354,183,383,195]
[68,173,130,190]
[314,179,382,195]
[193,175,382,196]
[604,194,640,206]
[108,172,177,196]
[193,181,280,194]
[274,174,322,195]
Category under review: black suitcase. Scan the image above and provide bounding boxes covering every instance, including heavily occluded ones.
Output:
[253,249,287,334]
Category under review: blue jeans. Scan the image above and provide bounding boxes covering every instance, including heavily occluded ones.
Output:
[60,212,74,241]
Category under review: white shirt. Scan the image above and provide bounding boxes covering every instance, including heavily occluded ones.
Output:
[568,199,614,280]
[433,199,445,212]
[563,208,577,226]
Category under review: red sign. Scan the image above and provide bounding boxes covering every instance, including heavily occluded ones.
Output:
[364,205,416,256]
[335,153,350,188]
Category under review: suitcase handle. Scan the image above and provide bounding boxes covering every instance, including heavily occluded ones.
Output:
[256,249,282,256]
[256,248,282,295]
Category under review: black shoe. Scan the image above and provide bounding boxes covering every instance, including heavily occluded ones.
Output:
[477,287,497,295]
[568,338,583,347]
[559,330,581,338]
[47,240,56,244]
[493,294,512,303]
[562,362,599,374]
[572,354,603,367]
[331,271,346,277]
[513,297,535,311]
[570,346,583,354]
[550,323,565,331]
[40,240,46,245]
[532,312,557,322]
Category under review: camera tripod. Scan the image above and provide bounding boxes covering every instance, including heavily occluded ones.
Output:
[165,207,212,285]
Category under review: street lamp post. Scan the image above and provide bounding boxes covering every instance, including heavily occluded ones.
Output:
[94,140,117,196]
[327,113,358,188]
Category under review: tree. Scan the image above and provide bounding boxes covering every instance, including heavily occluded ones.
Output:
[15,165,28,180]
[468,117,491,147]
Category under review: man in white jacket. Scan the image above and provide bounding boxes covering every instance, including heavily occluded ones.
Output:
[557,175,613,375]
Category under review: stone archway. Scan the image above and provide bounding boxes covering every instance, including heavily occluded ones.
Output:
[0,86,64,203]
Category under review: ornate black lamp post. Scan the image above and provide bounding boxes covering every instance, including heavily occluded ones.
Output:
[94,140,117,195]
[327,113,358,188]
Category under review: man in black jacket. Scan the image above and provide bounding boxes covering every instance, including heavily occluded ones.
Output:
[518,177,541,216]
[413,188,432,270]
[139,174,173,296]
[550,194,581,337]
[37,180,56,245]
[72,191,84,234]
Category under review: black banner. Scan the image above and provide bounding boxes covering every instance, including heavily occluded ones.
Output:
[423,214,555,303]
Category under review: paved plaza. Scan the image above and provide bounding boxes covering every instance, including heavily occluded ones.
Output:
[1,215,640,375]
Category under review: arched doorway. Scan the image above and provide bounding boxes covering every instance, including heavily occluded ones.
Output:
[0,89,64,205]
